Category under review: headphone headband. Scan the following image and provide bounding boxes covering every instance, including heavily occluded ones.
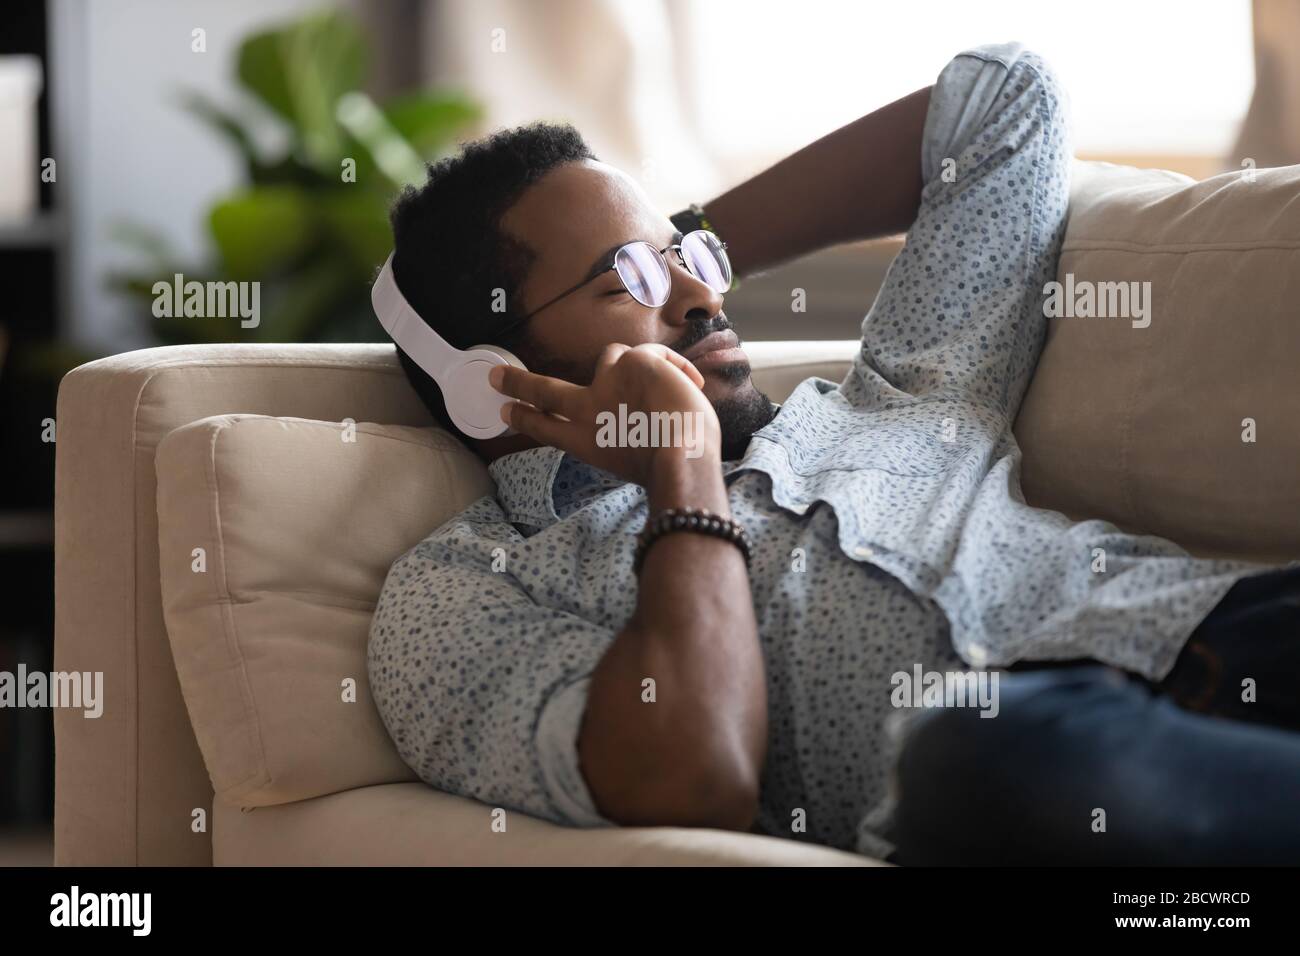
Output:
[370,251,524,440]
[371,253,458,382]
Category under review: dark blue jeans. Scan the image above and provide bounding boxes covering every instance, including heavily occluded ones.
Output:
[890,565,1300,865]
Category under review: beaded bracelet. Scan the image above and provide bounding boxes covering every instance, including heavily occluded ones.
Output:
[633,506,753,575]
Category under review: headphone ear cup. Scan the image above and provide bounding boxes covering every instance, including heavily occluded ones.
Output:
[474,344,527,373]
[473,345,526,439]
[441,346,527,440]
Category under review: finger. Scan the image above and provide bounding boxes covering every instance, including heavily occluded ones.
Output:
[501,400,581,450]
[650,344,706,389]
[594,341,630,375]
[491,365,583,417]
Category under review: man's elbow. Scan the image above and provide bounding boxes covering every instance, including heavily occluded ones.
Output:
[696,771,762,832]
[592,753,762,832]
[667,755,763,831]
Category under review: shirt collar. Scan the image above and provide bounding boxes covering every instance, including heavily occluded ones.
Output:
[488,401,782,526]
[488,445,568,527]
[488,445,626,529]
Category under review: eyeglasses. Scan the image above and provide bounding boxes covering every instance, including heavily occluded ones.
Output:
[505,229,732,334]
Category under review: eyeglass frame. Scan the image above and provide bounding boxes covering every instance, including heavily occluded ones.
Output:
[494,228,730,342]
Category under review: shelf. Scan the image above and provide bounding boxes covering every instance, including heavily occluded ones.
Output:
[0,509,54,548]
[0,212,64,249]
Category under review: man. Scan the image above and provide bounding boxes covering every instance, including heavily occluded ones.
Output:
[368,42,1300,864]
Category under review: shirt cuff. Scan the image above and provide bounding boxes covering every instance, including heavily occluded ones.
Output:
[921,41,1026,186]
[535,676,619,828]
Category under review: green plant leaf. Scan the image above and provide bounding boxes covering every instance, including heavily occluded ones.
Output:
[236,9,367,171]
[107,5,483,354]
[334,91,481,190]
[336,90,426,187]
[176,89,263,173]
[104,271,173,300]
[317,189,393,272]
[382,91,482,157]
[105,221,185,272]
[255,257,364,343]
[208,187,315,279]
[236,33,293,121]
[17,341,103,382]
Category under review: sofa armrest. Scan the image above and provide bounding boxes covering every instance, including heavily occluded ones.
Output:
[53,343,440,865]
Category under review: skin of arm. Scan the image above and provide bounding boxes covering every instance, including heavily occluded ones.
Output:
[701,85,933,279]
[578,446,767,831]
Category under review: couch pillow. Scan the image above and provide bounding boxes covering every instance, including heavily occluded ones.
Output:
[1015,160,1300,562]
[155,415,494,807]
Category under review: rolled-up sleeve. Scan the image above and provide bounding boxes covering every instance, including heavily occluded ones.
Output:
[856,42,1073,418]
[367,533,618,829]
[535,675,613,826]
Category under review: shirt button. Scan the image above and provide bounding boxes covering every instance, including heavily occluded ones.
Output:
[967,644,989,667]
[853,545,875,559]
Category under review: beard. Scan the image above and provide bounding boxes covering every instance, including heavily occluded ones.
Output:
[670,314,776,460]
[705,357,777,460]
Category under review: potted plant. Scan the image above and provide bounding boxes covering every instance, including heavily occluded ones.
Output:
[108,7,481,347]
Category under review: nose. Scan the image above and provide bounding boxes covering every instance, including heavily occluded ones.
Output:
[662,248,725,329]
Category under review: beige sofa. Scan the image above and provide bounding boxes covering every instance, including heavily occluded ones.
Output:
[53,161,1300,866]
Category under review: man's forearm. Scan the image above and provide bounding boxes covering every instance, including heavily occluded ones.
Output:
[578,452,767,829]
[702,85,932,278]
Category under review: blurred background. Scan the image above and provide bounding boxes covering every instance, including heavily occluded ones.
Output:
[1,0,1297,864]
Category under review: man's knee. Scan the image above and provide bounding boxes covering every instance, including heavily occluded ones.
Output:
[890,665,1149,863]
[899,664,1131,757]
[892,669,1138,811]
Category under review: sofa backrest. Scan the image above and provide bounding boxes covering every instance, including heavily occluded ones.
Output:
[1015,160,1300,561]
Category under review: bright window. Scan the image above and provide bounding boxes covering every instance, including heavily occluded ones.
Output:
[690,0,1254,173]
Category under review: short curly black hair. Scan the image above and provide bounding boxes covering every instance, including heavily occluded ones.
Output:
[388,121,597,435]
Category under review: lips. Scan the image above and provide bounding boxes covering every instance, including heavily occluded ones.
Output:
[682,329,740,362]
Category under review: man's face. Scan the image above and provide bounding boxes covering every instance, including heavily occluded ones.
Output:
[500,159,774,459]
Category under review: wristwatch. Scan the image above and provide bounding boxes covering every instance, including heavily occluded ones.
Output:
[669,202,717,237]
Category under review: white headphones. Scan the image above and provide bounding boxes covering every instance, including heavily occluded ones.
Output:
[371,252,527,439]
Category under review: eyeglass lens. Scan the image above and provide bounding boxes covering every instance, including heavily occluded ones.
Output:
[612,231,730,307]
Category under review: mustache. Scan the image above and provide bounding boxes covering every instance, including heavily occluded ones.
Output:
[668,313,737,356]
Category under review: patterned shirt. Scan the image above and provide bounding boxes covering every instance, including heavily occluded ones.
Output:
[367,42,1268,859]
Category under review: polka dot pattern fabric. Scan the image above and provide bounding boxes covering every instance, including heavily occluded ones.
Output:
[367,44,1273,860]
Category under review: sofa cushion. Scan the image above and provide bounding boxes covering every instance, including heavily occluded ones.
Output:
[1015,160,1300,561]
[155,415,494,806]
[154,345,856,808]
